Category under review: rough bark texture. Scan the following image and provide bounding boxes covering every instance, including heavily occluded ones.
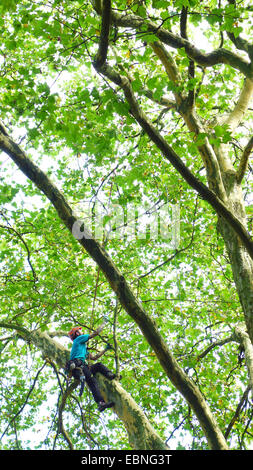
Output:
[95,374,169,450]
[234,325,253,395]
[216,160,253,349]
[219,216,253,344]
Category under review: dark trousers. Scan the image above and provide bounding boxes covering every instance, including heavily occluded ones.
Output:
[72,361,113,403]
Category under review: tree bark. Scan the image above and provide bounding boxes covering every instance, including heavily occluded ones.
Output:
[108,8,252,78]
[95,374,169,450]
[234,325,253,395]
[218,214,253,346]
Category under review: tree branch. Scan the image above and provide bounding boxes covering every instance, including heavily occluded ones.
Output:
[225,385,251,439]
[95,373,169,450]
[197,335,235,360]
[180,6,195,108]
[56,381,78,450]
[93,0,111,69]
[0,322,168,450]
[90,61,253,260]
[234,325,253,395]
[150,40,183,106]
[222,78,253,132]
[149,40,227,198]
[139,86,177,109]
[236,135,253,183]
[226,31,253,62]
[0,220,37,283]
[109,9,253,79]
[0,361,47,442]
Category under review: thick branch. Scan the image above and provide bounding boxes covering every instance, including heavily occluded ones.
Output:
[234,325,253,394]
[225,385,251,439]
[139,87,176,109]
[149,40,227,198]
[95,374,169,450]
[236,135,253,183]
[150,41,183,107]
[197,335,235,360]
[109,10,253,79]
[222,78,253,132]
[227,31,253,61]
[93,0,111,69]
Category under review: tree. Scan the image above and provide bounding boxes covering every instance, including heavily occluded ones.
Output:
[0,0,253,450]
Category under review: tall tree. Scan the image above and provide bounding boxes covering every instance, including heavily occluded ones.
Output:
[0,0,252,450]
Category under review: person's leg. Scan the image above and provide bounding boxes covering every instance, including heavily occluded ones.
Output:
[80,363,104,403]
[90,362,116,380]
[81,363,115,412]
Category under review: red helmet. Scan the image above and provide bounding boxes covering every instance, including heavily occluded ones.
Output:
[68,326,82,341]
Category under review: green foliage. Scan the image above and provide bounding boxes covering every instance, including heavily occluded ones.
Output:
[0,0,252,452]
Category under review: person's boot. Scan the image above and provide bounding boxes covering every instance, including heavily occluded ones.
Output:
[95,363,118,380]
[98,401,114,412]
[106,372,117,380]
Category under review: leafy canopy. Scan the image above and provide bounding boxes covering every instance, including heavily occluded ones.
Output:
[0,0,252,451]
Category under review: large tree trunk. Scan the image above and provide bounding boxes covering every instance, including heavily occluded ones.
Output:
[217,180,253,344]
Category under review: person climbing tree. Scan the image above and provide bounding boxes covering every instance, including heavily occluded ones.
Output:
[67,324,116,412]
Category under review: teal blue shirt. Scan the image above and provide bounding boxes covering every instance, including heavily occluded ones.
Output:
[70,334,90,361]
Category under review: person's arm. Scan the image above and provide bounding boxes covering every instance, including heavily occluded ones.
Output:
[77,333,90,343]
[89,347,107,361]
[89,343,112,361]
[88,323,105,340]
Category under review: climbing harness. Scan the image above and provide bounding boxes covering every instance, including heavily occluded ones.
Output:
[65,341,113,397]
[65,358,86,397]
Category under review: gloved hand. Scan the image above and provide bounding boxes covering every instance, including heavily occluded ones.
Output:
[96,323,105,334]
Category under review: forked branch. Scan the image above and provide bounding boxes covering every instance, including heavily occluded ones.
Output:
[108,8,252,79]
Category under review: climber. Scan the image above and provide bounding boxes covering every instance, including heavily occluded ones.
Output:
[66,324,116,412]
